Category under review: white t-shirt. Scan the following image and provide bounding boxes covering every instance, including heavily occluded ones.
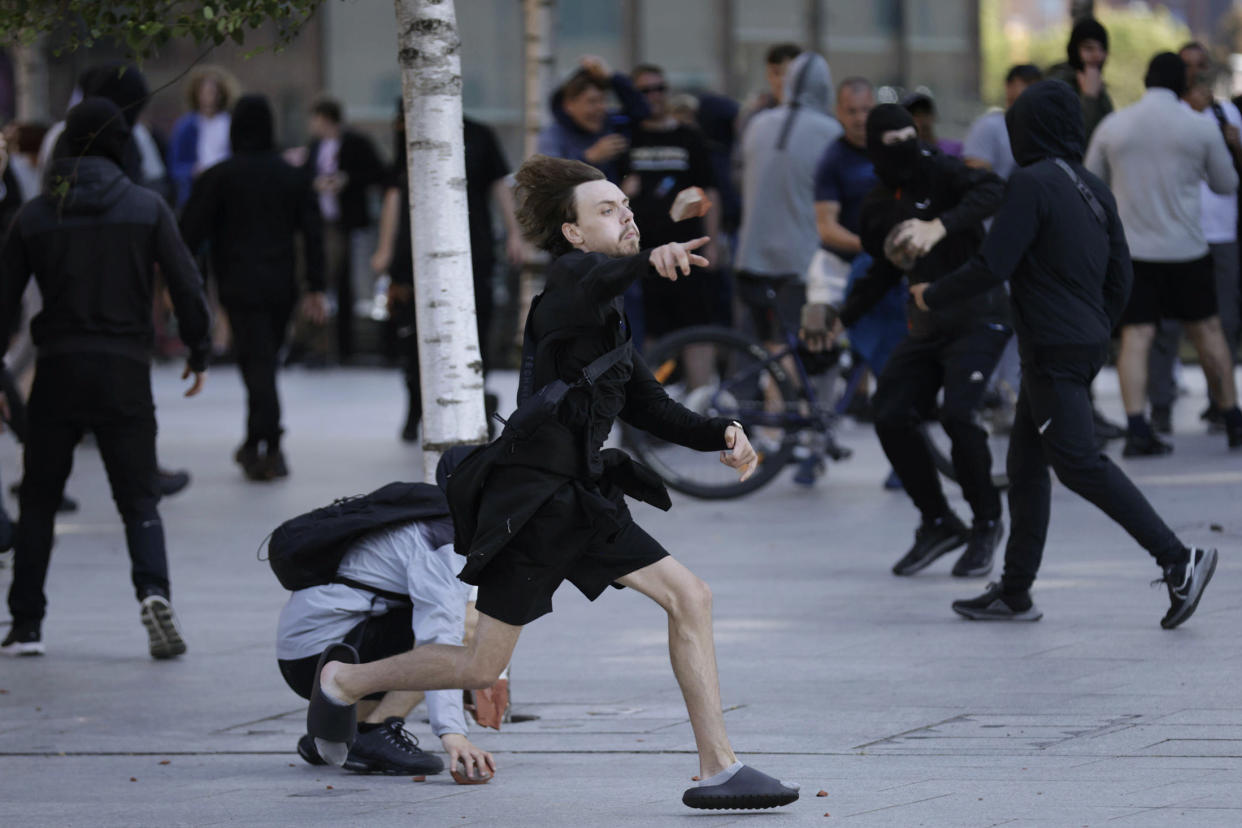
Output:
[1189,99,1241,244]
[316,137,342,222]
[195,112,232,173]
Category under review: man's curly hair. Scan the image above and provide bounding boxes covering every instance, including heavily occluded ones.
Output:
[514,155,605,257]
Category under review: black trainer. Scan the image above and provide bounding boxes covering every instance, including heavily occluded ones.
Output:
[1150,405,1172,435]
[1227,418,1242,450]
[892,513,969,576]
[952,582,1043,621]
[952,518,1003,577]
[1158,548,1218,630]
[1201,404,1226,434]
[1092,408,1126,442]
[156,468,191,498]
[234,444,267,480]
[342,717,445,775]
[1122,431,1173,458]
[1,620,45,656]
[296,733,328,766]
[264,450,290,479]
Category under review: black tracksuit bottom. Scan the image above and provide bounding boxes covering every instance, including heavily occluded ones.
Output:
[872,324,1010,525]
[1000,357,1186,594]
[8,354,168,624]
[228,303,292,451]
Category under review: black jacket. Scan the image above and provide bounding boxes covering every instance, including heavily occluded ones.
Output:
[181,102,325,308]
[304,130,385,230]
[841,148,1007,337]
[452,249,731,585]
[1,156,211,371]
[922,79,1131,367]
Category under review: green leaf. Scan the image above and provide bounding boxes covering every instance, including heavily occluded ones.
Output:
[203,6,214,20]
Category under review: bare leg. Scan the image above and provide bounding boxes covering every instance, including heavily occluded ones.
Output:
[361,691,424,724]
[323,613,521,704]
[617,557,737,778]
[1184,316,1238,409]
[1119,323,1157,416]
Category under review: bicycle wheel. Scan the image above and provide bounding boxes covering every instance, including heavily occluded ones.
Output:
[623,325,799,499]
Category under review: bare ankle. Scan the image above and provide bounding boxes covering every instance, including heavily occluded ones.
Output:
[321,661,359,705]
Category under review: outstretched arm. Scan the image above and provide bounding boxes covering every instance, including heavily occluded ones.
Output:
[620,352,732,451]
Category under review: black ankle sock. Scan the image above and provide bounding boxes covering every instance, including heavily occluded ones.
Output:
[1127,414,1151,436]
[1224,406,1242,429]
[357,721,382,734]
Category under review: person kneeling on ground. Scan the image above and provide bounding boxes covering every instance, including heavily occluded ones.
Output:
[274,480,493,778]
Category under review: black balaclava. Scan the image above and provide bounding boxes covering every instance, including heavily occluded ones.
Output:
[1067,17,1108,71]
[230,94,275,153]
[61,97,130,166]
[1145,52,1187,97]
[866,103,919,189]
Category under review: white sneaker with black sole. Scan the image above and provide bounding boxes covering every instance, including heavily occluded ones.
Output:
[1159,548,1218,630]
[140,595,187,659]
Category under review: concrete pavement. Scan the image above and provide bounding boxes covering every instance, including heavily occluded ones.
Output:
[1,363,1240,827]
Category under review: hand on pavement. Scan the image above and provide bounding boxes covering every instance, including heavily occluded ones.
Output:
[892,218,946,258]
[650,236,710,281]
[722,422,758,482]
[441,733,495,781]
[181,364,206,398]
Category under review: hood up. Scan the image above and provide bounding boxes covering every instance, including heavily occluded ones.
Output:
[1005,79,1085,167]
[230,94,276,153]
[82,62,149,128]
[1066,17,1108,71]
[774,51,833,150]
[865,103,919,189]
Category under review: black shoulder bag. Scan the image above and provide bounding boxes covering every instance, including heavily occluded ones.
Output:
[1053,158,1106,226]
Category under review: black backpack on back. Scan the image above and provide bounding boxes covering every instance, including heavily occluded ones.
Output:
[266,481,451,592]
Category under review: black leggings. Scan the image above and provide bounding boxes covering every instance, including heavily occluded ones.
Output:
[1001,359,1185,593]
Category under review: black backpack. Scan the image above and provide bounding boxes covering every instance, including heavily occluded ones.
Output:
[266,481,451,592]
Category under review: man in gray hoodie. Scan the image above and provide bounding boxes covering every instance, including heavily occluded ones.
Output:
[735,52,842,343]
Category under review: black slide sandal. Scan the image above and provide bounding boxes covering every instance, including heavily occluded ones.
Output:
[682,765,800,810]
[306,642,359,767]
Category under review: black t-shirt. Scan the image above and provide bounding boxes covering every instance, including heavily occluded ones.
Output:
[619,122,715,247]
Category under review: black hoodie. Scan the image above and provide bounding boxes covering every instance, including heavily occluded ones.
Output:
[922,79,1131,366]
[180,95,324,307]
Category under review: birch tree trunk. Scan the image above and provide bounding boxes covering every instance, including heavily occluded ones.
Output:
[516,0,557,347]
[14,38,50,123]
[394,0,488,480]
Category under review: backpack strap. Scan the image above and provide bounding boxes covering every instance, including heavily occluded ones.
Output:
[1052,158,1106,226]
[331,575,411,605]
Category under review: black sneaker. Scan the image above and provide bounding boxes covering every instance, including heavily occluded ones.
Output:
[952,518,1003,577]
[265,450,290,479]
[342,717,445,775]
[1122,431,1173,458]
[234,444,267,480]
[892,514,969,576]
[1151,405,1172,435]
[1227,416,1242,450]
[1092,408,1126,442]
[297,733,328,766]
[1158,548,1218,630]
[952,582,1043,621]
[156,468,191,498]
[1,620,45,656]
[140,594,187,659]
[1201,404,1226,434]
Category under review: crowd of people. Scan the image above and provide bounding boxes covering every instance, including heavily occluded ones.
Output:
[0,14,1236,811]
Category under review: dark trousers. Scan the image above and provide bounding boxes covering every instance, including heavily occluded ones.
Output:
[872,325,1010,524]
[325,222,355,362]
[1001,359,1185,593]
[7,354,168,624]
[228,303,292,450]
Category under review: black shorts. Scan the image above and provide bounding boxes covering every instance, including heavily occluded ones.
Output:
[474,481,668,627]
[278,604,414,700]
[643,268,721,341]
[1121,255,1218,326]
[735,272,805,342]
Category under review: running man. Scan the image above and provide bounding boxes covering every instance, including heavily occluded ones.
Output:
[305,155,799,810]
[911,79,1217,628]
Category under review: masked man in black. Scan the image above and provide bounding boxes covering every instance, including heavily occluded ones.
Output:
[303,155,803,811]
[803,104,1009,579]
[911,80,1217,628]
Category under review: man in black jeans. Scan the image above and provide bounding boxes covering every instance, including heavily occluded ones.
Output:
[913,80,1216,628]
[0,99,212,658]
[810,104,1009,579]
[182,95,326,480]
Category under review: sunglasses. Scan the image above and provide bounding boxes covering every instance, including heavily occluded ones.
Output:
[638,83,668,94]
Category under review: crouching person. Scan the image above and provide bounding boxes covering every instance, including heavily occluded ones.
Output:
[272,479,494,778]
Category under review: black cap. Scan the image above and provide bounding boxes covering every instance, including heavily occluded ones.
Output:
[62,97,130,166]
